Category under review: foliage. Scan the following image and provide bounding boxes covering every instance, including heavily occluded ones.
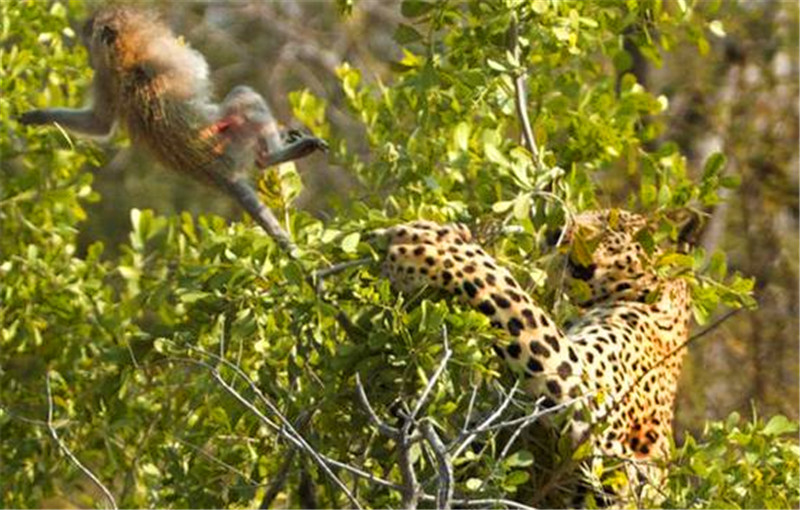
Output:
[658,412,800,509]
[0,0,793,509]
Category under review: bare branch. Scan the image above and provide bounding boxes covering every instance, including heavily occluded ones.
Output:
[312,256,374,293]
[45,373,118,510]
[461,381,480,434]
[410,325,452,421]
[354,372,401,439]
[450,380,521,461]
[420,420,453,510]
[313,257,373,280]
[181,347,364,509]
[449,497,538,510]
[509,15,543,174]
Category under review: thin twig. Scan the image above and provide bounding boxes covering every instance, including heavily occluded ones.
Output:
[450,380,521,461]
[482,392,594,434]
[420,420,453,510]
[509,15,542,174]
[410,325,452,421]
[448,497,538,510]
[311,257,374,293]
[461,382,480,434]
[174,436,255,483]
[45,373,118,510]
[181,347,364,509]
[354,373,402,439]
[313,257,373,280]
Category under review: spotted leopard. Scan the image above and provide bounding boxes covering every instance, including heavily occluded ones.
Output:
[378,210,692,494]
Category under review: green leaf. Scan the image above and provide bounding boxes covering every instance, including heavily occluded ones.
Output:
[453,121,471,152]
[505,470,530,486]
[341,232,361,253]
[504,450,534,468]
[465,478,482,491]
[762,415,798,437]
[401,0,435,17]
[394,24,423,44]
[570,233,595,268]
[703,152,727,177]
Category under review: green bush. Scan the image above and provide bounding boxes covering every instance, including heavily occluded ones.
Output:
[0,0,793,508]
[659,413,800,509]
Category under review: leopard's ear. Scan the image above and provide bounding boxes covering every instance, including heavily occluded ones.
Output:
[663,208,707,253]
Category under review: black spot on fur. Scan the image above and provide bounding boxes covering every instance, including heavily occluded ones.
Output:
[506,342,521,358]
[425,256,436,266]
[464,265,476,274]
[529,341,550,357]
[478,300,496,316]
[522,309,537,328]
[491,293,511,309]
[473,277,485,288]
[568,347,579,363]
[463,280,478,298]
[527,358,544,373]
[543,334,560,353]
[557,362,572,380]
[413,246,425,256]
[507,318,524,336]
[442,271,453,284]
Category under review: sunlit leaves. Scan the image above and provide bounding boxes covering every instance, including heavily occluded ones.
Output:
[663,412,800,509]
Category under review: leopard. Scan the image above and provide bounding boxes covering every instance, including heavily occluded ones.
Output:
[377,209,693,501]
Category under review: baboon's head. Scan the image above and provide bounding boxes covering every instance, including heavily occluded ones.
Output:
[82,7,167,72]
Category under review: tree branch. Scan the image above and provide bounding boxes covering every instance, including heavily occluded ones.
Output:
[45,373,118,510]
[509,15,543,174]
[420,420,453,510]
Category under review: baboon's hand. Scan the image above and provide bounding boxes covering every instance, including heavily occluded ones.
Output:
[256,131,328,168]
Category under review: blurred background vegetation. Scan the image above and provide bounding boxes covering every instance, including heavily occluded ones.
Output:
[1,0,797,508]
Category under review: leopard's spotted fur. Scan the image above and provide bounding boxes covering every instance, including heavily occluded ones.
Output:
[379,210,692,483]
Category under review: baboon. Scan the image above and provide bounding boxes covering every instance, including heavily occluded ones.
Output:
[20,6,326,256]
